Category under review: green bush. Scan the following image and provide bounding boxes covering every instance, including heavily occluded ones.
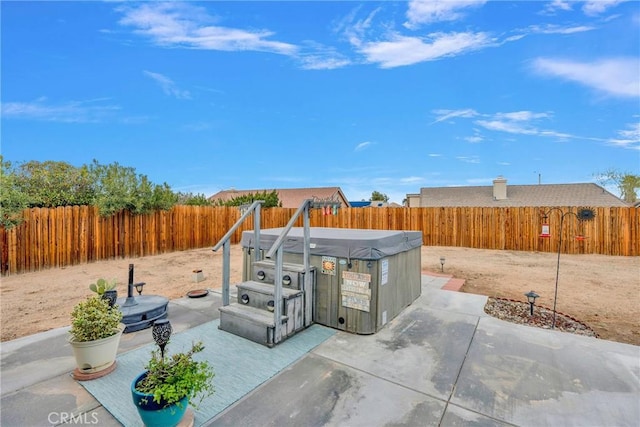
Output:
[70,296,123,342]
[136,341,215,409]
[214,190,280,208]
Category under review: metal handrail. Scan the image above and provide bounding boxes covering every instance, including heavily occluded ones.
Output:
[265,199,313,342]
[265,199,311,259]
[212,200,263,306]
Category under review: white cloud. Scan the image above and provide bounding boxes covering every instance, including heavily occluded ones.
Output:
[476,120,537,135]
[1,97,120,123]
[435,107,636,150]
[464,136,483,143]
[607,122,640,150]
[532,57,640,98]
[542,0,625,16]
[405,0,487,28]
[298,44,351,70]
[143,71,191,99]
[456,155,481,164]
[355,141,373,151]
[529,24,596,35]
[495,111,550,121]
[299,56,351,70]
[359,31,492,68]
[338,6,382,49]
[431,108,479,124]
[428,153,442,157]
[541,0,574,15]
[400,176,425,184]
[582,0,626,16]
[476,111,573,139]
[117,3,297,55]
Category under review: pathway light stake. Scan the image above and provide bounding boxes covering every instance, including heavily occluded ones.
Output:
[524,290,539,316]
[540,207,595,329]
[440,256,445,272]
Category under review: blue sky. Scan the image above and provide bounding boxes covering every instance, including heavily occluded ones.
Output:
[2,1,639,204]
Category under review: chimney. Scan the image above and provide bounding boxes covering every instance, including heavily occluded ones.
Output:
[493,176,507,200]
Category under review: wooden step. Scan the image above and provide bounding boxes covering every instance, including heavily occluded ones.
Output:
[237,280,302,299]
[251,261,312,290]
[219,303,288,347]
[253,260,308,273]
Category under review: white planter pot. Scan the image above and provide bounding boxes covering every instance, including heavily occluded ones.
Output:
[69,323,125,374]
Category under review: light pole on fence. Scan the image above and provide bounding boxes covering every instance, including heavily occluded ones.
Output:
[540,207,596,329]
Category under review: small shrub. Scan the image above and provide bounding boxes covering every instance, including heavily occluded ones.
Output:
[136,341,215,409]
[70,296,123,342]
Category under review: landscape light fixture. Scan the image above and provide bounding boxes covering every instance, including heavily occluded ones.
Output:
[524,290,539,316]
[135,282,145,296]
[440,256,446,272]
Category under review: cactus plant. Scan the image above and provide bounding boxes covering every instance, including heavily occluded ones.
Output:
[89,278,117,295]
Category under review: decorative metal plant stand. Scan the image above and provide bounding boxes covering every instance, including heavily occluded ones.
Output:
[540,207,596,329]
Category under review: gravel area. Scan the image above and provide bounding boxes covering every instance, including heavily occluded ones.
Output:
[484,297,598,338]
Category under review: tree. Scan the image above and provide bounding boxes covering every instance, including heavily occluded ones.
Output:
[0,157,30,228]
[88,160,177,216]
[11,160,94,207]
[176,192,212,206]
[370,191,389,203]
[214,190,280,208]
[594,169,640,204]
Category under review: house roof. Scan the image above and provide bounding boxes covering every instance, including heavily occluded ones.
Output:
[418,183,628,207]
[209,187,351,208]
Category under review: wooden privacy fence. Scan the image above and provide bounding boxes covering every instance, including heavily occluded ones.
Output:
[1,205,638,275]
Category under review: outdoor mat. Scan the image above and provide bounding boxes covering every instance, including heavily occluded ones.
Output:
[80,320,336,426]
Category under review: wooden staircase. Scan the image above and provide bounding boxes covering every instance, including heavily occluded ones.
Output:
[213,200,316,347]
[218,262,310,347]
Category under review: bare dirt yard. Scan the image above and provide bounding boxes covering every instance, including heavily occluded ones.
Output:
[1,245,638,345]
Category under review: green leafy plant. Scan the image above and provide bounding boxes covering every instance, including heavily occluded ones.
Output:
[135,341,215,409]
[214,190,281,208]
[89,278,117,295]
[70,296,123,342]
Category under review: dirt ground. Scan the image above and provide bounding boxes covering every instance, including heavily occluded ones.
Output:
[1,245,638,345]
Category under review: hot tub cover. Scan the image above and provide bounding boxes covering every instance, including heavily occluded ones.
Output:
[241,227,422,260]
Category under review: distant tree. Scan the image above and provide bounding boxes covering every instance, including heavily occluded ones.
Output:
[215,190,280,208]
[594,169,640,204]
[177,192,212,206]
[370,191,389,203]
[0,157,30,228]
[0,158,181,222]
[11,160,94,207]
[88,160,178,216]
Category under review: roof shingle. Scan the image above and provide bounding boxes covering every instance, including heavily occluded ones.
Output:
[418,183,628,207]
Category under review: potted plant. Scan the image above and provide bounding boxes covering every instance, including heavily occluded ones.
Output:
[68,294,124,380]
[89,278,118,307]
[131,320,214,427]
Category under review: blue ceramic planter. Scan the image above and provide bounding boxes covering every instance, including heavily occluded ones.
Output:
[131,372,188,427]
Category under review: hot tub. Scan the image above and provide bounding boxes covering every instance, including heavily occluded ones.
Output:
[241,227,422,334]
